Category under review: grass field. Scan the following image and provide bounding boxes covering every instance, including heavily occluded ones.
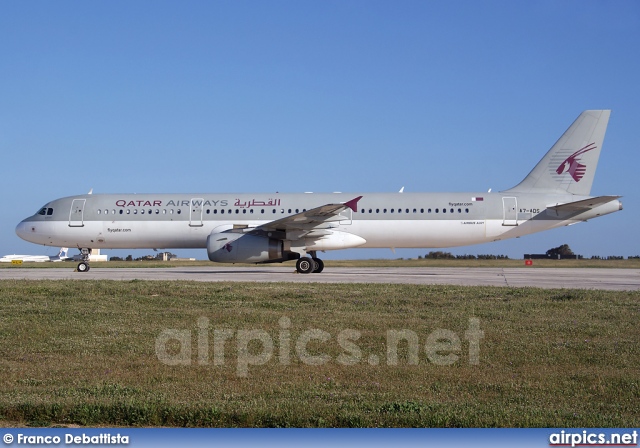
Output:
[0,280,638,427]
[2,258,640,269]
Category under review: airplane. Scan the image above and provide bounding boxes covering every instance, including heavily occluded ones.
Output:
[15,110,622,274]
[0,248,71,263]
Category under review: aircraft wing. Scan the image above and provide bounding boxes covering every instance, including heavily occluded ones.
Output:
[253,196,362,233]
[547,195,621,212]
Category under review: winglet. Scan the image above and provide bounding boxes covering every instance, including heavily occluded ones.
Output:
[344,196,363,212]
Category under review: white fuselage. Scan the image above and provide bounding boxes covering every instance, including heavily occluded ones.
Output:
[16,192,621,253]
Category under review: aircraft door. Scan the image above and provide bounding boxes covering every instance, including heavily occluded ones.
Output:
[339,209,353,225]
[189,198,204,227]
[69,199,86,227]
[502,197,518,226]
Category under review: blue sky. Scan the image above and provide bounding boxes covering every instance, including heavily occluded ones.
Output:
[1,1,638,260]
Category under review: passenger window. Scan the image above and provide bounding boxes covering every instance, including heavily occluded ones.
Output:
[450,208,454,213]
[383,209,387,213]
[169,209,173,214]
[443,209,447,213]
[390,209,394,213]
[465,208,469,213]
[120,210,124,215]
[436,209,439,213]
[214,209,217,214]
[458,208,461,213]
[261,209,265,214]
[141,210,144,214]
[420,208,424,213]
[126,209,131,215]
[134,210,138,214]
[97,210,101,215]
[250,209,254,214]
[413,209,417,213]
[235,209,239,214]
[221,209,225,214]
[296,209,299,213]
[206,209,210,214]
[177,210,182,214]
[243,209,247,214]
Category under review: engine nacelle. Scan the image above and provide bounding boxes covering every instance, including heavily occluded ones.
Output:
[207,232,283,263]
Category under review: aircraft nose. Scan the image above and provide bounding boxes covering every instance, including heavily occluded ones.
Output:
[15,221,30,242]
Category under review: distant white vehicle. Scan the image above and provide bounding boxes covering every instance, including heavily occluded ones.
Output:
[0,248,71,263]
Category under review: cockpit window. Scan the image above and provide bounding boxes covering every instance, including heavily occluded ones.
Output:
[37,207,54,216]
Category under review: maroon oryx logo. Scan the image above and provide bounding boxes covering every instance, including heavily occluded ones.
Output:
[224,243,233,252]
[555,143,596,182]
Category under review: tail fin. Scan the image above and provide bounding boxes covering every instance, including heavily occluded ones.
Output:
[504,110,610,195]
[58,248,69,258]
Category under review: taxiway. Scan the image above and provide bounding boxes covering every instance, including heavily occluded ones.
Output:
[0,266,638,290]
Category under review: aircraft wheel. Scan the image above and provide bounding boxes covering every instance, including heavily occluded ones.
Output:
[77,262,90,272]
[296,257,314,274]
[312,257,324,273]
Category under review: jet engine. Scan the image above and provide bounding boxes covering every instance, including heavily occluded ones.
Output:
[207,232,286,263]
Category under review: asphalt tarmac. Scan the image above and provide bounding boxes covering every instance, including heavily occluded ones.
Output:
[1,266,639,290]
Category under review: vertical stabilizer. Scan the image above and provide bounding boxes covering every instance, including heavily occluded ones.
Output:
[504,110,610,195]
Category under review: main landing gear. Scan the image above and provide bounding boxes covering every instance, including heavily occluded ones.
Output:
[76,248,91,273]
[295,251,324,274]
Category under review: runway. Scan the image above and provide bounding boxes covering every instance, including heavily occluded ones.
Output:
[1,266,639,290]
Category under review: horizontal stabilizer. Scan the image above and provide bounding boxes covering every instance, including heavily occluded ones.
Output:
[547,195,621,212]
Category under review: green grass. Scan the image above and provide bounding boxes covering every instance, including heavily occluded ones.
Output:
[2,258,640,269]
[0,280,638,427]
